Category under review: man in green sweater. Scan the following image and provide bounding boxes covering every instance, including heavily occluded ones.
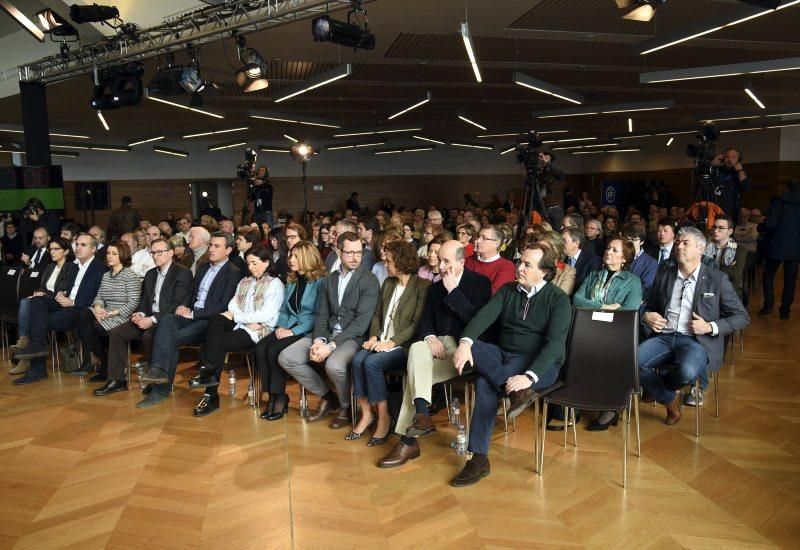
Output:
[450,243,572,487]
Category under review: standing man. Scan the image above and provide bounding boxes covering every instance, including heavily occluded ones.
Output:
[94,238,193,396]
[464,226,517,295]
[346,192,360,214]
[760,177,800,320]
[249,166,274,228]
[378,241,491,468]
[279,232,380,427]
[20,227,50,269]
[107,196,141,240]
[704,215,747,298]
[138,232,242,410]
[639,227,749,424]
[449,243,571,486]
[561,226,601,291]
[711,148,751,224]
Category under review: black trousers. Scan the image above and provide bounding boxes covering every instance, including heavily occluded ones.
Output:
[204,314,257,397]
[77,308,108,364]
[255,331,305,395]
[763,258,799,315]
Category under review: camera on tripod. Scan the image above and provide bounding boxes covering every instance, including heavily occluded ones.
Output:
[686,124,720,182]
[237,148,261,188]
[516,131,544,175]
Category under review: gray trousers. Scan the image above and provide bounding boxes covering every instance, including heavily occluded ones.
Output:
[278,337,359,409]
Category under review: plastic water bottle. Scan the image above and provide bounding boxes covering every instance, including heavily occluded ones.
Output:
[228,369,236,396]
[247,382,255,406]
[133,361,148,389]
[455,424,467,455]
[450,398,460,427]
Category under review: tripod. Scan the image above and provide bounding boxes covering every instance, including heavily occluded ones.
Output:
[517,164,547,243]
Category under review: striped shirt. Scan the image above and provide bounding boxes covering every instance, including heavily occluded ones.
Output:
[92,267,142,331]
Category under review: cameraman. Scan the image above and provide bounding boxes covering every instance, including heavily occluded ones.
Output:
[712,148,751,224]
[19,198,60,246]
[539,151,565,229]
[249,165,274,228]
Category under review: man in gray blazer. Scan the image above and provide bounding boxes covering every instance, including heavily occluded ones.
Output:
[639,226,749,425]
[279,231,380,428]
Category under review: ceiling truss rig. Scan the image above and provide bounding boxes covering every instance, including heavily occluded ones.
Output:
[6,0,370,85]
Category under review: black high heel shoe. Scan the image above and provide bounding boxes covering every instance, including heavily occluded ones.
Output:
[345,416,376,440]
[367,416,393,447]
[267,394,289,421]
[259,394,274,419]
[586,411,619,431]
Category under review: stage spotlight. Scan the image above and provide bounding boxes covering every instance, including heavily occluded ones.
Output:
[615,0,666,21]
[311,12,375,50]
[235,36,269,93]
[291,142,315,163]
[69,3,119,24]
[91,65,143,110]
[34,8,77,36]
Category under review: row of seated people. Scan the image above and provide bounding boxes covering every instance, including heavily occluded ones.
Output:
[7,222,749,487]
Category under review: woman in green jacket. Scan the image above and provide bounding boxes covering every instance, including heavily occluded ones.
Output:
[573,236,642,430]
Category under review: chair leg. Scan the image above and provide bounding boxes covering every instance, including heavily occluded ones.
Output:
[713,371,720,419]
[695,378,701,438]
[464,382,472,438]
[570,408,578,448]
[501,398,509,433]
[443,383,451,423]
[633,395,641,458]
[739,330,744,356]
[563,406,569,448]
[299,385,307,418]
[245,354,256,409]
[622,407,629,489]
[533,396,540,473]
[539,401,549,476]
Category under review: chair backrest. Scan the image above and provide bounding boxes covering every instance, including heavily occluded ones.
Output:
[0,266,21,309]
[562,307,639,392]
[19,268,45,300]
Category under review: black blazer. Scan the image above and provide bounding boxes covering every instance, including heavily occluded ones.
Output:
[573,248,602,291]
[645,263,749,372]
[189,260,243,320]
[25,245,52,270]
[37,261,79,296]
[73,257,108,309]
[137,261,193,319]
[416,269,492,341]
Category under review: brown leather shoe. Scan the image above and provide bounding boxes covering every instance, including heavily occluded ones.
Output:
[305,397,339,423]
[329,408,352,429]
[507,387,537,420]
[405,413,437,437]
[450,456,490,487]
[664,392,682,425]
[377,439,420,468]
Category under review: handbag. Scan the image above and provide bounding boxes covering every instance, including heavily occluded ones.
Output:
[58,343,81,373]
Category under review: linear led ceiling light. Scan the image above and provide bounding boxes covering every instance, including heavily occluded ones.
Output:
[461,22,481,83]
[628,117,634,132]
[333,126,422,138]
[208,140,247,152]
[412,135,446,145]
[258,146,290,153]
[640,57,800,84]
[145,90,224,118]
[667,137,674,146]
[248,110,340,128]
[154,146,188,158]
[52,142,129,152]
[744,84,766,109]
[700,107,800,123]
[0,125,89,139]
[450,141,493,150]
[388,92,431,120]
[373,146,435,155]
[513,71,584,105]
[542,137,597,144]
[326,140,387,151]
[97,111,109,131]
[0,0,44,41]
[640,0,800,55]
[283,133,299,143]
[182,127,249,139]
[273,63,352,103]
[458,114,487,130]
[500,145,517,155]
[128,134,165,147]
[534,101,673,119]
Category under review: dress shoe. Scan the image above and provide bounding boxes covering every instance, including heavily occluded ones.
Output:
[305,397,339,423]
[89,370,108,383]
[758,306,772,315]
[377,439,420,468]
[188,373,220,389]
[193,393,220,417]
[137,390,168,409]
[405,413,436,437]
[93,380,128,396]
[507,387,537,420]
[139,367,169,384]
[13,366,47,385]
[450,456,490,487]
[9,336,29,351]
[13,343,50,360]
[586,411,619,431]
[9,359,29,375]
[329,408,352,429]
[70,363,95,376]
[664,392,681,425]
[546,409,580,431]
[142,384,153,395]
[267,394,290,421]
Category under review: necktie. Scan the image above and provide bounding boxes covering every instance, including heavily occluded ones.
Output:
[32,248,41,266]
[659,248,667,265]
[569,256,576,268]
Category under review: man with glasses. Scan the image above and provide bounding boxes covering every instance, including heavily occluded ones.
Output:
[584,219,605,257]
[14,234,106,384]
[464,226,516,295]
[449,243,571,486]
[703,215,747,299]
[94,238,193,397]
[284,222,307,251]
[279,232,380,427]
[639,227,748,425]
[324,219,358,272]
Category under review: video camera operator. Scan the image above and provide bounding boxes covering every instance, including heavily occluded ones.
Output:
[249,165,274,228]
[19,198,60,246]
[538,151,565,229]
[711,148,750,224]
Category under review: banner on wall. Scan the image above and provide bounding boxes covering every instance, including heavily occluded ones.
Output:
[601,180,621,208]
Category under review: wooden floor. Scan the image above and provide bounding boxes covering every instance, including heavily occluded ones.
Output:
[1,284,799,549]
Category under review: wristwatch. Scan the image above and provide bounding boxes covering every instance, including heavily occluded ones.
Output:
[524,373,535,382]
[327,341,337,351]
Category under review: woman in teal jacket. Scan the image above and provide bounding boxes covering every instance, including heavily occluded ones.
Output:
[573,236,642,430]
[256,241,326,420]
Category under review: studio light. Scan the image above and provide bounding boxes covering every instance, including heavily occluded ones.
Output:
[615,0,666,22]
[235,36,269,93]
[69,3,119,24]
[91,66,143,110]
[0,0,44,41]
[291,142,315,162]
[34,8,76,36]
[458,115,487,130]
[513,71,584,105]
[461,22,481,83]
[154,146,189,158]
[387,92,431,120]
[273,64,351,103]
[312,12,375,50]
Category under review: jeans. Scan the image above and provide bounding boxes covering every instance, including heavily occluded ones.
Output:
[351,347,407,404]
[638,333,708,404]
[468,341,560,455]
[148,314,209,395]
[18,297,31,338]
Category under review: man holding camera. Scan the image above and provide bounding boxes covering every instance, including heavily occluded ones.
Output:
[712,148,751,224]
[249,165,274,228]
[19,198,60,246]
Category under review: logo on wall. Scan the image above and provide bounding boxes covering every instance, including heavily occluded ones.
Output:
[601,180,620,208]
[605,186,616,204]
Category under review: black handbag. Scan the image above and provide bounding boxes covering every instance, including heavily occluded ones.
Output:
[58,343,81,373]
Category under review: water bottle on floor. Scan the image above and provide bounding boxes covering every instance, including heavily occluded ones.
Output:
[133,361,148,390]
[247,382,255,406]
[228,369,236,396]
[451,398,460,427]
[455,424,467,455]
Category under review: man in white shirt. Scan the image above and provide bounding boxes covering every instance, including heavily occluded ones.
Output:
[20,227,50,269]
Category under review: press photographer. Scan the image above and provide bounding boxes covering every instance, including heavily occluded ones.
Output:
[712,147,751,224]
[18,198,61,246]
[237,148,274,228]
[515,132,564,234]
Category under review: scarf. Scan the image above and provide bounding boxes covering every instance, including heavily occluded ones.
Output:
[704,239,737,267]
[589,268,620,304]
[235,273,275,313]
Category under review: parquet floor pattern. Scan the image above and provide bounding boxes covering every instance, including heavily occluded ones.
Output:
[0,287,798,548]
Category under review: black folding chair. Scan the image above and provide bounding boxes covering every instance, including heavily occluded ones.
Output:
[0,266,22,359]
[539,308,641,488]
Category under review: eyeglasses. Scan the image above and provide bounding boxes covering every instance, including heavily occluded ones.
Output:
[341,250,362,257]
[286,234,300,240]
[476,235,498,242]
[150,249,169,256]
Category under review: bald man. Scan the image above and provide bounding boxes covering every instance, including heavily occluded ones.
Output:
[377,240,492,468]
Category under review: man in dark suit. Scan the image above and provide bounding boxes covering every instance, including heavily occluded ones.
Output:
[20,227,51,269]
[280,231,380,428]
[14,233,106,384]
[639,226,749,425]
[561,226,601,291]
[646,217,677,269]
[138,232,242,411]
[378,240,492,468]
[94,238,193,396]
[760,177,800,320]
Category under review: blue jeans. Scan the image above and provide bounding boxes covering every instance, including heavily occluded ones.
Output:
[468,341,560,455]
[351,347,407,403]
[149,314,209,395]
[638,333,708,404]
[18,297,31,338]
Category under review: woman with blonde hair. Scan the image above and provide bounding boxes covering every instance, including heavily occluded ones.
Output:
[528,230,576,296]
[255,240,326,420]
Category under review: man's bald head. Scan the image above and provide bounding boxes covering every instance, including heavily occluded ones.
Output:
[438,240,466,278]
